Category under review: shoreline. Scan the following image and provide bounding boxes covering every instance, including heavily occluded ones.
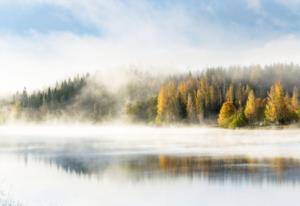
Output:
[0,121,300,130]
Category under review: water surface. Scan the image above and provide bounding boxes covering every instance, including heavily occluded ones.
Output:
[1,126,300,206]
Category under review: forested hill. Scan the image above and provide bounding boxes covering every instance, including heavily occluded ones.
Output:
[0,70,161,123]
[2,64,300,127]
[5,74,117,122]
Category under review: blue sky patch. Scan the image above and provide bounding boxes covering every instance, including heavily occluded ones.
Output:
[0,3,99,35]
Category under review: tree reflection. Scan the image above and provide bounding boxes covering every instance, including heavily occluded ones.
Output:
[24,153,300,184]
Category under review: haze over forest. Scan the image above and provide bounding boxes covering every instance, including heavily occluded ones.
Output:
[0,64,299,128]
[2,1,300,128]
[3,2,300,206]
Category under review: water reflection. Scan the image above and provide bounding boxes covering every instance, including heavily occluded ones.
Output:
[4,128,300,206]
[2,135,300,206]
[19,151,300,185]
[2,133,300,186]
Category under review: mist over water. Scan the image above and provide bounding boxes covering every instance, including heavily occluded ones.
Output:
[2,0,300,205]
[1,125,300,206]
[1,125,300,157]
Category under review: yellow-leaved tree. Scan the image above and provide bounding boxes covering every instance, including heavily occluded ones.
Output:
[265,85,277,123]
[218,101,236,127]
[264,81,296,124]
[244,90,257,123]
[265,81,284,123]
[156,81,178,123]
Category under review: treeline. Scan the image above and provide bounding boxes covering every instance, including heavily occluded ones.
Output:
[2,63,300,127]
[218,81,299,128]
[7,74,117,122]
[0,70,161,123]
[127,64,300,127]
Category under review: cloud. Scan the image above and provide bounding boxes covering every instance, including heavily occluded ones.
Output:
[0,0,260,47]
[275,0,300,6]
[246,0,262,11]
[1,32,300,95]
[274,0,300,13]
[0,1,300,94]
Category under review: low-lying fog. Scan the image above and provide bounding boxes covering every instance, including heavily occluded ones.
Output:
[1,124,300,158]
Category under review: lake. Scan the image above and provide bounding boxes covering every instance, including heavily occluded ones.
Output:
[1,126,300,206]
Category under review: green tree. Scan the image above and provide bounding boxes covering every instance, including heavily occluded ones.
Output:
[126,97,157,123]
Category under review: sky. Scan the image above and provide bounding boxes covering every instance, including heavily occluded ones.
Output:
[1,0,300,93]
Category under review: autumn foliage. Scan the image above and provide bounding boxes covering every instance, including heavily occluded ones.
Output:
[6,64,300,127]
[151,65,300,127]
[218,102,236,127]
[244,90,257,123]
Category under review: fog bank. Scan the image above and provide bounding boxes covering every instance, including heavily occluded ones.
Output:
[1,125,300,158]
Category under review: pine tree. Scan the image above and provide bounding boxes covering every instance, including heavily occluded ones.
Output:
[255,97,265,122]
[176,93,187,120]
[209,85,217,111]
[21,87,28,107]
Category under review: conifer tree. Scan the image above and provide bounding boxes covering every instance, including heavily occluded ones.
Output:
[176,93,187,120]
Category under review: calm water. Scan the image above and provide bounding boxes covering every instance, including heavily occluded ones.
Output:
[1,126,300,206]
